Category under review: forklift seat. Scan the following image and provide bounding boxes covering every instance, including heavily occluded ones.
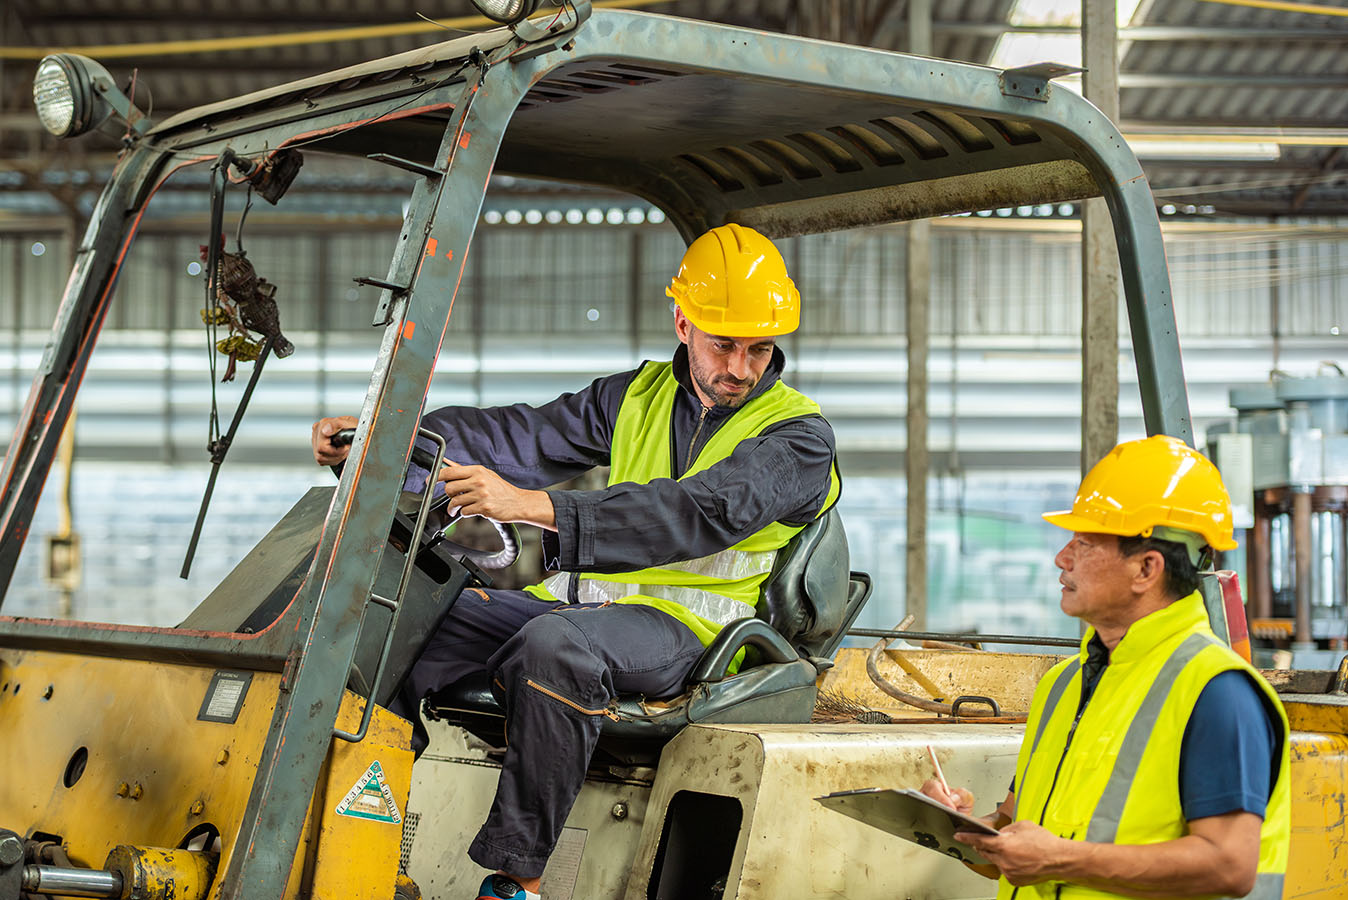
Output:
[423,507,872,766]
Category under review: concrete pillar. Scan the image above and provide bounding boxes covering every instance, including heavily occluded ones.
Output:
[1293,489,1313,646]
[1081,0,1120,471]
[905,0,933,628]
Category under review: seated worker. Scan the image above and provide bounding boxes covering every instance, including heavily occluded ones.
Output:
[312,224,839,900]
[922,435,1289,899]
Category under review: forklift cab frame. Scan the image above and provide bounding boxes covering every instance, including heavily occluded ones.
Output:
[0,6,1191,898]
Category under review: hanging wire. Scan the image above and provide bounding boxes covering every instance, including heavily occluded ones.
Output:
[236,183,254,255]
[135,49,482,165]
[414,10,490,35]
[202,151,235,452]
[120,68,140,148]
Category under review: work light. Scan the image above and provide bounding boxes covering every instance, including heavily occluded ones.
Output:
[32,54,118,139]
[470,0,545,25]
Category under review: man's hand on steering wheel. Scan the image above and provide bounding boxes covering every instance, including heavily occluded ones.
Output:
[312,415,358,466]
[437,463,557,532]
[310,416,528,569]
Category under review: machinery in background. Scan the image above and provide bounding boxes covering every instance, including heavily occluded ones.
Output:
[1209,373,1348,668]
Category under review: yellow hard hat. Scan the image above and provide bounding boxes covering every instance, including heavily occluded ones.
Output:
[1043,434,1238,551]
[665,224,800,337]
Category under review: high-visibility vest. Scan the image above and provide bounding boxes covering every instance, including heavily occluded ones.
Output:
[525,360,840,653]
[1003,591,1290,900]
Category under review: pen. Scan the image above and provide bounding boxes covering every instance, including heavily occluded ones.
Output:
[926,744,950,795]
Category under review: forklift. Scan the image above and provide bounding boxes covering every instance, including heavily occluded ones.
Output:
[3,4,1345,898]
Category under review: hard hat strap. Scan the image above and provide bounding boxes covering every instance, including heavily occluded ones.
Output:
[1149,525,1209,566]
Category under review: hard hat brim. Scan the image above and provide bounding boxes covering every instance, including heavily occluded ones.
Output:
[675,301,799,338]
[1042,509,1238,550]
[1042,510,1132,536]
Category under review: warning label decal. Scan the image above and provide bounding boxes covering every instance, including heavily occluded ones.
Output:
[335,760,402,824]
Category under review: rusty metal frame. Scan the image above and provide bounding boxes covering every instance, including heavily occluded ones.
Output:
[0,8,1191,896]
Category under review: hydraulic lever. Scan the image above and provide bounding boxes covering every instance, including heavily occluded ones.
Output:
[329,428,520,570]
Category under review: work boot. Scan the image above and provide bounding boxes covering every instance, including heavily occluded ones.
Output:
[476,874,539,900]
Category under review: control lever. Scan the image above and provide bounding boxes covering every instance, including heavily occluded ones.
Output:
[331,427,439,472]
[328,427,520,570]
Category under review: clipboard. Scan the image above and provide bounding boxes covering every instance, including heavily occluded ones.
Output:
[815,787,997,865]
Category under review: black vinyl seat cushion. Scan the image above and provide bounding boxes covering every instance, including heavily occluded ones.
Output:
[424,509,873,766]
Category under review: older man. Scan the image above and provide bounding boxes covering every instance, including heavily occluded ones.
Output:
[924,435,1288,900]
[313,224,839,900]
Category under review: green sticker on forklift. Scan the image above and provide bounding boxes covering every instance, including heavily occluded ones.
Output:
[335,760,402,824]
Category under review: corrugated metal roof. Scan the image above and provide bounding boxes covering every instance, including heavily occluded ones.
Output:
[3,0,1346,216]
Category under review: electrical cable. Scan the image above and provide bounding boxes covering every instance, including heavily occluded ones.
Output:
[235,184,253,254]
[264,53,480,156]
[118,24,494,168]
[120,68,140,147]
[499,0,577,63]
[414,11,491,36]
[1152,170,1348,199]
[136,72,462,163]
[202,150,234,453]
[1193,0,1348,17]
[0,0,664,60]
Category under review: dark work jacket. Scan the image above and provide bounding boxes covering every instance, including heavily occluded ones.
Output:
[415,345,837,575]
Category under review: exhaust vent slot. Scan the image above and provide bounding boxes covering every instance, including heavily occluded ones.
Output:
[913,110,995,152]
[828,123,905,166]
[677,153,745,192]
[786,131,864,174]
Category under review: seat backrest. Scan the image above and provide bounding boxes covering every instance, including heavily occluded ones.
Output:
[756,507,852,657]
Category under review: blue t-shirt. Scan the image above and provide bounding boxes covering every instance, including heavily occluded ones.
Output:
[1179,669,1280,820]
[1015,635,1280,821]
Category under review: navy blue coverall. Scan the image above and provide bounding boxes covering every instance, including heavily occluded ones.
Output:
[397,344,836,878]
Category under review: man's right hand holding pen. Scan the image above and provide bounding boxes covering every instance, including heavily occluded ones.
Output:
[920,777,978,818]
[919,758,1014,881]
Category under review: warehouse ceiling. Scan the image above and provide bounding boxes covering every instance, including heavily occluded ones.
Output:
[1,0,1346,220]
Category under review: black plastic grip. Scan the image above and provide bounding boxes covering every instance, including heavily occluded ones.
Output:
[688,618,800,683]
[332,427,440,472]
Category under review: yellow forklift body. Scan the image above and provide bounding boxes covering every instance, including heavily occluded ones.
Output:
[1282,698,1348,898]
[0,649,412,899]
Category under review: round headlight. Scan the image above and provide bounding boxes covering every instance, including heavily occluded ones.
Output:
[33,54,111,139]
[34,57,80,137]
[470,0,543,25]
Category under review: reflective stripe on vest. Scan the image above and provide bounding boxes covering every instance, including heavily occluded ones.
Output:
[1086,632,1213,843]
[537,359,839,650]
[1031,657,1082,755]
[539,572,754,626]
[1012,656,1082,820]
[660,547,776,581]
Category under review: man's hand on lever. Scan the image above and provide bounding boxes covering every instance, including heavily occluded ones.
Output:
[438,462,557,532]
[312,415,358,466]
[311,417,554,531]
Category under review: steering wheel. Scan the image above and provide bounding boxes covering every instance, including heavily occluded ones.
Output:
[331,428,521,570]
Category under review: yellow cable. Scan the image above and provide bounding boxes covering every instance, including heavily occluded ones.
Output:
[1125,131,1348,146]
[1192,0,1348,17]
[0,0,669,60]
